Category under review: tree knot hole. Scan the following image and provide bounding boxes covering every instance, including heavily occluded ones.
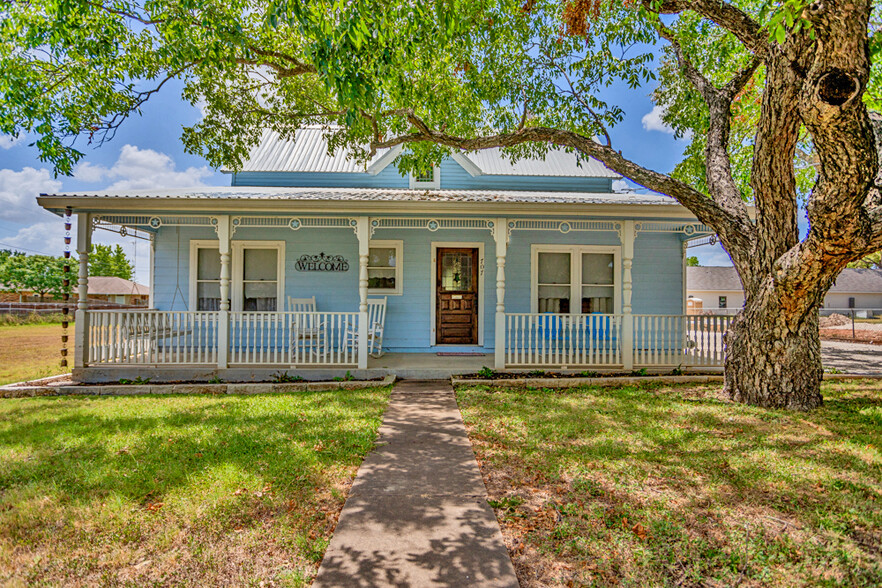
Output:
[818,69,858,106]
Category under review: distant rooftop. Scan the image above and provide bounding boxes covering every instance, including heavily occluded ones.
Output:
[233,127,621,178]
[687,266,882,293]
[88,276,149,296]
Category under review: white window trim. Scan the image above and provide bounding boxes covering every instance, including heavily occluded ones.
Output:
[530,244,621,314]
[409,165,441,189]
[368,239,404,296]
[189,240,285,312]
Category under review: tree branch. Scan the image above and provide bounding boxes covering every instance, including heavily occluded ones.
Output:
[645,0,767,55]
[656,24,756,259]
[370,113,754,253]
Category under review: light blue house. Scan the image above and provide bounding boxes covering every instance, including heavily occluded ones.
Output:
[39,128,728,382]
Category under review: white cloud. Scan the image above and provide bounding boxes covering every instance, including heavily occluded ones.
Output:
[692,243,733,266]
[612,179,631,193]
[2,221,62,255]
[0,134,26,149]
[0,167,62,223]
[75,144,212,190]
[72,161,108,183]
[3,220,151,283]
[641,105,674,134]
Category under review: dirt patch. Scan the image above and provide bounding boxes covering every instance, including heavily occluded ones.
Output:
[820,313,850,328]
[820,327,882,345]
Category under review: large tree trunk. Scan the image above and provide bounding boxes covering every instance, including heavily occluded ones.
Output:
[723,290,823,411]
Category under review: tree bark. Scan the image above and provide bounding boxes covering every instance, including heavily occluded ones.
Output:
[724,291,824,411]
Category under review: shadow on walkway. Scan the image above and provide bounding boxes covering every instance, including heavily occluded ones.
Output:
[313,380,519,587]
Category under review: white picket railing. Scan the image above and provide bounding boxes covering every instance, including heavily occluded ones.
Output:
[504,313,622,367]
[503,313,733,369]
[229,311,358,366]
[633,314,686,367]
[683,314,733,367]
[84,310,730,370]
[87,310,219,365]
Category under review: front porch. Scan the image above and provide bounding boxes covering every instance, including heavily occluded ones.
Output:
[72,308,730,382]
[57,203,724,382]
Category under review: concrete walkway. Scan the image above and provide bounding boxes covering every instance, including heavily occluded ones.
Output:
[313,380,519,587]
[822,340,882,375]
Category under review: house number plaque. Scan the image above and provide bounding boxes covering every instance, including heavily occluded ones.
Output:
[295,252,350,272]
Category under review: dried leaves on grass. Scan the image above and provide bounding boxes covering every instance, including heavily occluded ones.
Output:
[459,381,882,587]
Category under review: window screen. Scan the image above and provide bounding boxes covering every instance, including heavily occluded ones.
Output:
[196,248,221,311]
[242,248,278,311]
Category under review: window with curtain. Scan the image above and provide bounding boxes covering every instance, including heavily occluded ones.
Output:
[581,252,614,314]
[367,240,403,294]
[195,248,221,311]
[537,251,571,313]
[242,248,278,311]
[534,246,618,314]
[190,241,283,312]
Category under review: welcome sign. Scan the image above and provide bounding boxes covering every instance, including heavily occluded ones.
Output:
[295,252,350,272]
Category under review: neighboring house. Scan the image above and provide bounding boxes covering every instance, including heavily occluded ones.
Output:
[86,276,150,306]
[38,127,727,382]
[0,277,149,305]
[687,266,882,314]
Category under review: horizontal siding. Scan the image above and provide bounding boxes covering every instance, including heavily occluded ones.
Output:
[438,159,613,192]
[631,233,684,315]
[233,158,613,193]
[151,218,689,351]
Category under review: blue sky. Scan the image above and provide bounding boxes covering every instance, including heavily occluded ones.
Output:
[0,77,734,284]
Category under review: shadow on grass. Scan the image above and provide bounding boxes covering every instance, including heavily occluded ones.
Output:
[0,391,386,505]
[458,382,882,586]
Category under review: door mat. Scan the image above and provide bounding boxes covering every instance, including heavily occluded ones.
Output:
[436,352,485,356]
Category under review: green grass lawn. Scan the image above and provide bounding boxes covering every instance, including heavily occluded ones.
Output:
[0,322,71,385]
[0,389,389,586]
[458,381,882,587]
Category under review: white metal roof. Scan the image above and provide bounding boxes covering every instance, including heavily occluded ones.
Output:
[240,128,390,173]
[40,186,672,205]
[465,147,618,178]
[235,127,620,178]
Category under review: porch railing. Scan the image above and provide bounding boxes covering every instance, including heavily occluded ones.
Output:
[82,310,731,371]
[502,313,733,369]
[87,310,220,365]
[504,313,622,367]
[229,311,358,366]
[84,310,359,367]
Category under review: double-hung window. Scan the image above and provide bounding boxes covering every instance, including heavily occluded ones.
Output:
[367,240,403,295]
[190,240,285,311]
[194,248,222,311]
[532,245,620,314]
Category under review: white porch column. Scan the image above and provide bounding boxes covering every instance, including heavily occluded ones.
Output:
[621,221,636,370]
[74,213,92,368]
[494,217,507,369]
[148,234,156,309]
[216,215,231,369]
[356,217,370,369]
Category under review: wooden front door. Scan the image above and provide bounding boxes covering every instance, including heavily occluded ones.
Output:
[436,248,479,345]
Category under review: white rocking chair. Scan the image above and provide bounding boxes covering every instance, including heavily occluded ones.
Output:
[348,297,387,358]
[287,296,316,312]
[288,297,323,361]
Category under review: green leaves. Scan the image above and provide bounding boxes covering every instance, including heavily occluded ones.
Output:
[760,0,812,44]
[0,253,69,300]
[89,244,133,280]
